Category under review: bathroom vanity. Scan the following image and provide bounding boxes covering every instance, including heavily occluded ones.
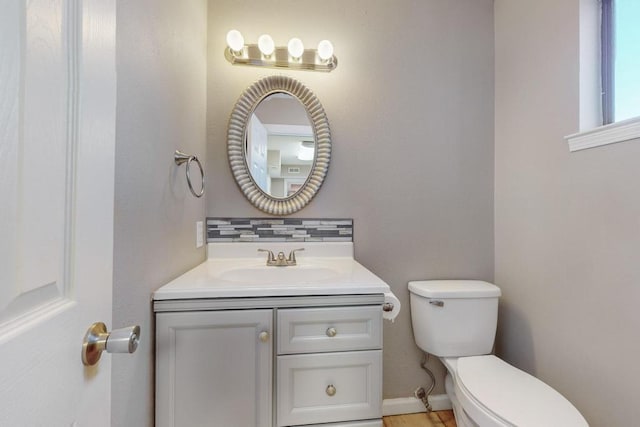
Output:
[153,242,396,427]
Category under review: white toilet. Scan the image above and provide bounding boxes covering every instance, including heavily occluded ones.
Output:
[408,280,588,427]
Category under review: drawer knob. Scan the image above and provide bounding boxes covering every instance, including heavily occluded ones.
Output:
[326,327,337,337]
[326,384,336,396]
[259,331,270,342]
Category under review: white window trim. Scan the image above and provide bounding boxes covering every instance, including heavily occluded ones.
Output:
[565,115,640,152]
[568,1,640,152]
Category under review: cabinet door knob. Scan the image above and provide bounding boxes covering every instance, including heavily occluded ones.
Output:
[326,384,336,396]
[259,331,270,342]
[326,327,337,337]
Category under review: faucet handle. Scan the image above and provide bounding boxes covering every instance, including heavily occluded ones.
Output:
[257,249,275,262]
[287,248,305,263]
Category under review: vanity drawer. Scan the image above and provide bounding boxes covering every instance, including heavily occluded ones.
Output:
[277,306,382,354]
[277,350,382,426]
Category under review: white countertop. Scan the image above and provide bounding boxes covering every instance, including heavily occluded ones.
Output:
[153,242,391,300]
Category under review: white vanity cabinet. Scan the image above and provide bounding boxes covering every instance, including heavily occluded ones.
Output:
[154,297,384,427]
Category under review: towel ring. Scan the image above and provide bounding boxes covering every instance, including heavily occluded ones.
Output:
[174,150,205,198]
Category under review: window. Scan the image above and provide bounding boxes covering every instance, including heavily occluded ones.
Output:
[566,0,640,151]
[601,0,640,124]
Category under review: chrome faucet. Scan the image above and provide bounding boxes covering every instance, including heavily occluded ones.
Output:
[258,248,304,266]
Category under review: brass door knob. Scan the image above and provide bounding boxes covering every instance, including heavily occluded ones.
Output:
[259,331,270,342]
[326,327,337,337]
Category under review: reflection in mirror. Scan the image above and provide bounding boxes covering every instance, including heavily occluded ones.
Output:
[246,93,314,199]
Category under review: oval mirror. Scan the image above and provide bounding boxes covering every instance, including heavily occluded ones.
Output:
[228,76,331,215]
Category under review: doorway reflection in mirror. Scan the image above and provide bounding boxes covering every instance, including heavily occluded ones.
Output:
[245,93,315,199]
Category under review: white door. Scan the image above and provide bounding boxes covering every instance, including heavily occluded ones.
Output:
[247,114,270,193]
[0,0,116,425]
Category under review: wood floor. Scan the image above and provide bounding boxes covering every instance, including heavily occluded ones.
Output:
[383,410,457,427]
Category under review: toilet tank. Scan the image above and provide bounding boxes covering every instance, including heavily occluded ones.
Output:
[408,280,501,357]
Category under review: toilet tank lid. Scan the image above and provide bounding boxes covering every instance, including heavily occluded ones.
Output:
[408,280,501,298]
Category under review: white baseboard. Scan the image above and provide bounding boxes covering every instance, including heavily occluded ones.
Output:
[382,395,452,416]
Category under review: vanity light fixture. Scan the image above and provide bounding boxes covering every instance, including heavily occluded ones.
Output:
[224,30,337,72]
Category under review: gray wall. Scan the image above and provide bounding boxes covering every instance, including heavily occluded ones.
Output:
[112,1,208,425]
[494,1,640,425]
[207,0,495,398]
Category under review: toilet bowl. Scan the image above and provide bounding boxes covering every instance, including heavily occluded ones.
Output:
[408,280,588,427]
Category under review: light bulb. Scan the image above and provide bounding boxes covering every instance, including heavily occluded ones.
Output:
[317,40,334,61]
[287,38,304,59]
[258,34,275,56]
[226,29,244,52]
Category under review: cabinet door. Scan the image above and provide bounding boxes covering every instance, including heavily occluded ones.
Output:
[156,310,272,427]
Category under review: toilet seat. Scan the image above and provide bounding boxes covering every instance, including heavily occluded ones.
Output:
[450,355,588,427]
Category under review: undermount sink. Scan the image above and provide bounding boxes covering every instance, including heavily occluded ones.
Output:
[217,264,340,284]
